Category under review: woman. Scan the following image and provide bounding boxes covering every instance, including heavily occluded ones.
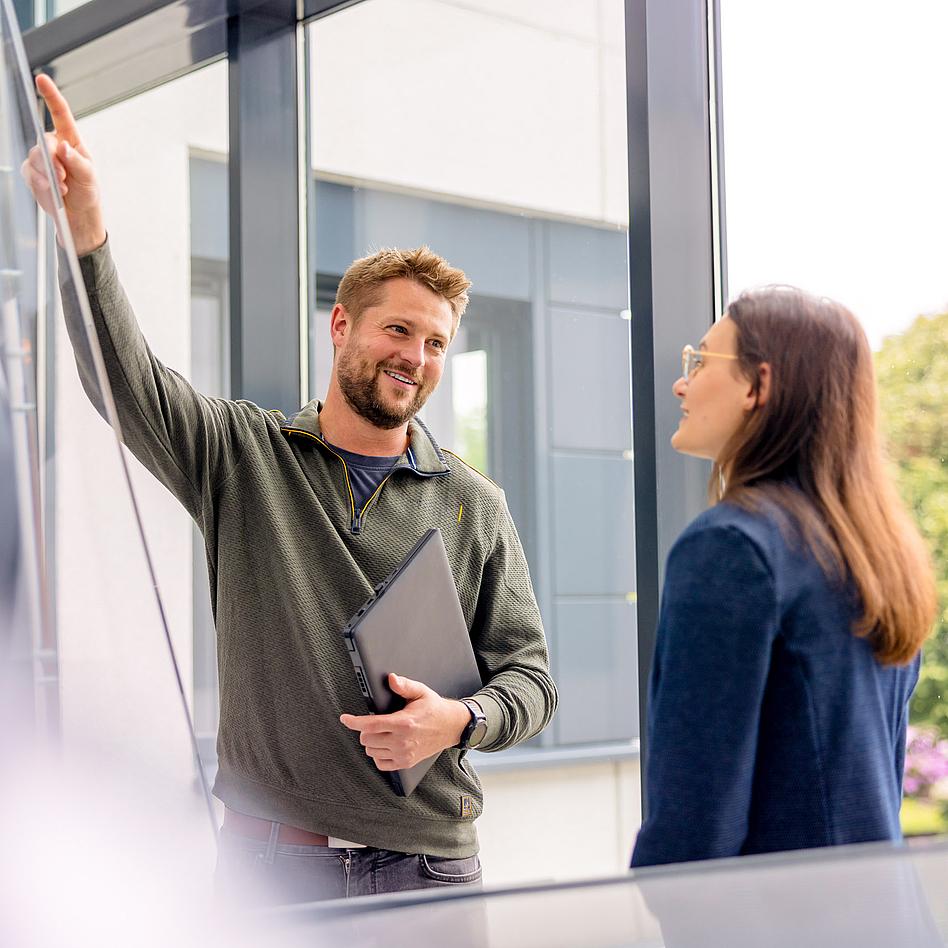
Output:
[631,287,937,868]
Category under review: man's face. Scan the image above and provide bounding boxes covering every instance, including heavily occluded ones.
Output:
[333,277,455,430]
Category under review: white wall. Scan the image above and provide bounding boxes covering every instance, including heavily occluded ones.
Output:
[311,0,628,226]
[478,759,641,886]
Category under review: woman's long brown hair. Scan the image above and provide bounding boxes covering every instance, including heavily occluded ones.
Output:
[714,287,936,666]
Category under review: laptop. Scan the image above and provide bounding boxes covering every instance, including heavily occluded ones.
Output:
[342,528,483,797]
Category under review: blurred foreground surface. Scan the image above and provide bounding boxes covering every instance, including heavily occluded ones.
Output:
[272,836,948,948]
[2,757,947,948]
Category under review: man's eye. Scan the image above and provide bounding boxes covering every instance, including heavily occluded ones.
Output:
[388,325,408,335]
[429,339,445,350]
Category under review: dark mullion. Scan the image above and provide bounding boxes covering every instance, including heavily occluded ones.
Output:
[24,0,179,65]
[228,5,301,412]
[23,1,306,118]
[628,0,718,819]
[302,0,364,22]
[625,0,658,818]
[710,0,729,309]
[23,0,308,65]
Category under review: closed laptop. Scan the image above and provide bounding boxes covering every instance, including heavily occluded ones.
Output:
[342,528,483,796]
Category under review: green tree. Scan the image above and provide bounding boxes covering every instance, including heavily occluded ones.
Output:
[875,312,948,735]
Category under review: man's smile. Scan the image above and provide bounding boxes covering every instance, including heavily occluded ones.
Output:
[383,369,418,388]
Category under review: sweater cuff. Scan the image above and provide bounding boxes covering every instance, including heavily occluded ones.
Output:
[74,234,116,294]
[57,233,114,293]
[469,691,506,751]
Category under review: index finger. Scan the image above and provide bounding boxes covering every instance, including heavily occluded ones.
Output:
[35,74,81,146]
[340,712,394,734]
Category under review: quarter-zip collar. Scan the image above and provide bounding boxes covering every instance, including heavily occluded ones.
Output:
[279,400,451,534]
[279,399,452,478]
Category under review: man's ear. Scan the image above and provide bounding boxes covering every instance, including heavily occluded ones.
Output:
[329,303,351,349]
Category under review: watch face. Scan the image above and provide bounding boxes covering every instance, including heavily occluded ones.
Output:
[468,720,488,748]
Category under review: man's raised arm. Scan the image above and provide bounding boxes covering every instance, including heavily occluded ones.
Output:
[20,75,249,521]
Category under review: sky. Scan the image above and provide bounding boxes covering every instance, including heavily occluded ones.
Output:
[719,0,948,350]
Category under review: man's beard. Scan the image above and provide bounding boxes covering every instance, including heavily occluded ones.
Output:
[336,349,433,430]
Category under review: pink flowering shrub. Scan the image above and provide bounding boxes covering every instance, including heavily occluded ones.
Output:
[904,726,948,806]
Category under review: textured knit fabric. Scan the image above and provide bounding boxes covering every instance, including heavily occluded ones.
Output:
[63,241,557,858]
[631,497,919,868]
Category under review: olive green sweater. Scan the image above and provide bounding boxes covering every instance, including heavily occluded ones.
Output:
[64,241,557,857]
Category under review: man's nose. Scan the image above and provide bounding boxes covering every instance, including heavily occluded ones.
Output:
[397,335,425,369]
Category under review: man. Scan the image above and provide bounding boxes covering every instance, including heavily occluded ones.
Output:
[23,75,556,903]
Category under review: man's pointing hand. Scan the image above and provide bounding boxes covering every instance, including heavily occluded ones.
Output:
[20,74,106,255]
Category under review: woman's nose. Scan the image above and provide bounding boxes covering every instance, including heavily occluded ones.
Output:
[672,375,687,399]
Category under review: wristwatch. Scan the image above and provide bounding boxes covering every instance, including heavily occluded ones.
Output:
[457,698,488,749]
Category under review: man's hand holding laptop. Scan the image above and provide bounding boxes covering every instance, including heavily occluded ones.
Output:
[340,673,470,771]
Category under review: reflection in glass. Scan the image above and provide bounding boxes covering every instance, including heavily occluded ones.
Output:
[268,838,948,947]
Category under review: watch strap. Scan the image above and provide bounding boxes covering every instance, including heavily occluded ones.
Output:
[458,698,487,749]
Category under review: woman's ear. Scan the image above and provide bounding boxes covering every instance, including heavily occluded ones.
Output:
[755,363,772,408]
[742,362,771,411]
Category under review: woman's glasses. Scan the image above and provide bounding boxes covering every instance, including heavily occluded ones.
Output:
[681,344,738,379]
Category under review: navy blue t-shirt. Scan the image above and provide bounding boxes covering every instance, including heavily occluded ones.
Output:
[631,499,919,868]
[322,441,401,512]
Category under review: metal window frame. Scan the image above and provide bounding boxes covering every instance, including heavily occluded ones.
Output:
[24,0,721,782]
[227,3,302,412]
[627,0,719,810]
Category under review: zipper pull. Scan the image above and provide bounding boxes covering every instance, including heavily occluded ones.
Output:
[351,515,363,535]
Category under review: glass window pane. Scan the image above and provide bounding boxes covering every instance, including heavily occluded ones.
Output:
[720,0,948,838]
[452,349,488,474]
[62,60,229,775]
[51,0,89,13]
[308,0,635,886]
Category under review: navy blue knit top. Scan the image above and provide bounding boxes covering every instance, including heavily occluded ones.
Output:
[631,499,919,868]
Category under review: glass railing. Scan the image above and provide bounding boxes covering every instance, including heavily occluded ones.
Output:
[281,835,948,946]
[1,2,218,943]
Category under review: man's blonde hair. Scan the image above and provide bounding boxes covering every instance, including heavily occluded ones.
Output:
[335,246,471,325]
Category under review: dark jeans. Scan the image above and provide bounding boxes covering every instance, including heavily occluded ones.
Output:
[215,825,483,907]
